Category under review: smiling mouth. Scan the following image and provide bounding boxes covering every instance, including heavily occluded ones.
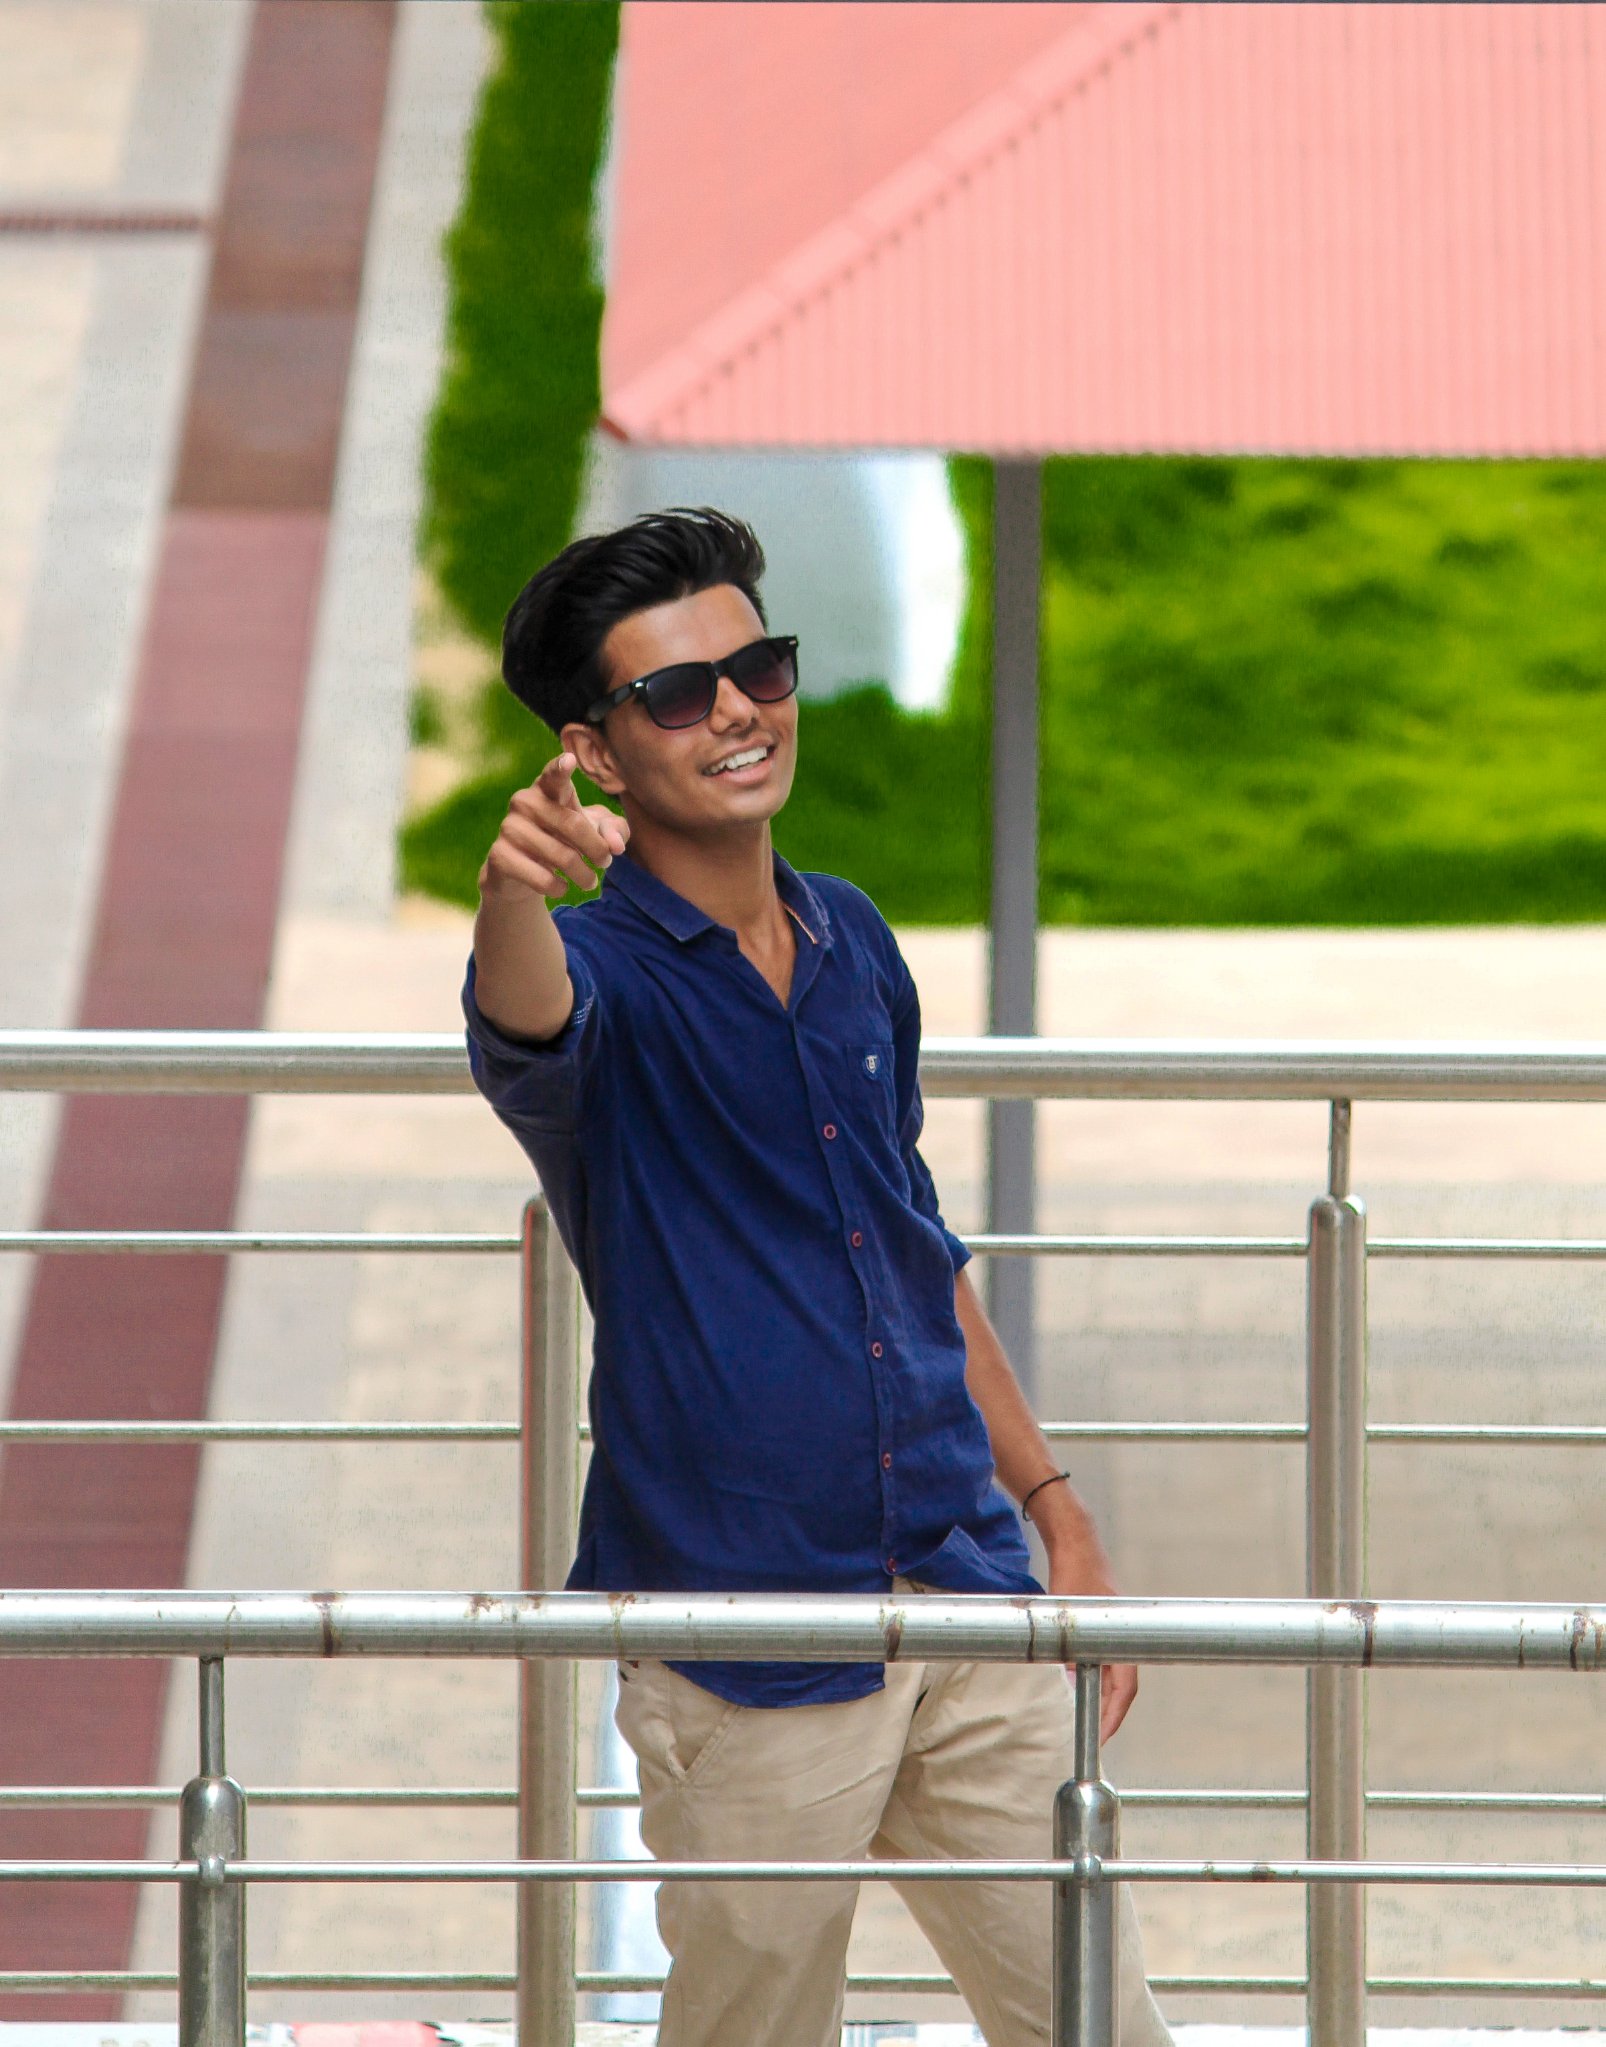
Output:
[703,743,775,776]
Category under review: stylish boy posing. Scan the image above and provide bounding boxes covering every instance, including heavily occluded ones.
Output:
[464,510,1171,2047]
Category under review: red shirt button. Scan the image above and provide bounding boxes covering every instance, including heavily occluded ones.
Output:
[882,1452,893,1470]
[871,1341,884,1358]
[851,1231,864,1248]
[887,1558,898,1573]
[823,1123,837,1140]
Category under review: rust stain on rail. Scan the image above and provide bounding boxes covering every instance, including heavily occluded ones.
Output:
[1198,1860,1278,1883]
[607,1590,638,1658]
[1324,1599,1377,1665]
[311,1593,337,1658]
[1569,1609,1606,1671]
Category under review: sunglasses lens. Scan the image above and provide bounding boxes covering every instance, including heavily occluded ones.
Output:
[645,664,717,729]
[729,639,798,703]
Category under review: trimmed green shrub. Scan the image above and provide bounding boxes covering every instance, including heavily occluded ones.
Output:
[1015,457,1606,923]
[421,0,619,647]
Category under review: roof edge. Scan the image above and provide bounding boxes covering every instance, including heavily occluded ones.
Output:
[606,1,1185,440]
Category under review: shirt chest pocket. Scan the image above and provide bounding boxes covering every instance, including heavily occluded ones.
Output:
[840,1037,898,1148]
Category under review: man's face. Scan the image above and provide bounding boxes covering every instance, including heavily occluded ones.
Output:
[565,584,798,832]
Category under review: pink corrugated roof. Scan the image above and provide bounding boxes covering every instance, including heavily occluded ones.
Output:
[602,1,1606,455]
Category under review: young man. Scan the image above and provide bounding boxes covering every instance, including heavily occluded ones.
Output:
[464,509,1171,2047]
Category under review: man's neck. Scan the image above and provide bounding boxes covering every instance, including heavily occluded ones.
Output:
[623,816,782,942]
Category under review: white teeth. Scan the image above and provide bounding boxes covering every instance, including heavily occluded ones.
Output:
[710,746,768,774]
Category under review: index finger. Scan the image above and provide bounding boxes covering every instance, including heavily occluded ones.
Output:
[535,752,582,806]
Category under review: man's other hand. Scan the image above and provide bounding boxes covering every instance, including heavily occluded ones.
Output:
[1046,1539,1139,1745]
[480,753,629,902]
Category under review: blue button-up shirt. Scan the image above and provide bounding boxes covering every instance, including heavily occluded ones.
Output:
[463,851,1034,1706]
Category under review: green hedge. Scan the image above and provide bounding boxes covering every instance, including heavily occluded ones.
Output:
[421,0,619,648]
[1011,456,1606,923]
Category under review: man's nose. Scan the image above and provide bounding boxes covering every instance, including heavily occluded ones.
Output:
[707,670,756,727]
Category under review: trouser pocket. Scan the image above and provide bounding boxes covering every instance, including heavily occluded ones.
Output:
[616,1657,742,1788]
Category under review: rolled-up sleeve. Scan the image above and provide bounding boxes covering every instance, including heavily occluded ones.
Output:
[461,939,604,1141]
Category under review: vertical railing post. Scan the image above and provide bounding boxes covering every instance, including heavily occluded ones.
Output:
[986,454,1043,1401]
[1054,1662,1119,2047]
[518,1196,580,2045]
[178,1657,246,2047]
[1306,1101,1367,2047]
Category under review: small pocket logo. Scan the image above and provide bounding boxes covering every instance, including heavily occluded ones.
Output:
[864,1053,880,1076]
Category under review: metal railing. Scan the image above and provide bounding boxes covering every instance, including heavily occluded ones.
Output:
[5,1028,1606,2045]
[1,1592,1606,2047]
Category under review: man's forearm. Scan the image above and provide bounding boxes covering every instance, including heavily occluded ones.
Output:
[955,1270,1139,1736]
[954,1267,1113,1568]
[473,886,574,1041]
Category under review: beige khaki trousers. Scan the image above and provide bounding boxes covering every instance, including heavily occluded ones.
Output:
[614,1613,1173,2047]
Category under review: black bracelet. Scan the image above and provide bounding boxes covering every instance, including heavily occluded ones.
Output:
[1021,1469,1071,1522]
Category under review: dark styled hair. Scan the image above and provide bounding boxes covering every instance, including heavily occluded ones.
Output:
[501,507,768,735]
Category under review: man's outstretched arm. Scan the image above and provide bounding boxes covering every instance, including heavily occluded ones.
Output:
[474,753,628,1041]
[954,1267,1139,1742]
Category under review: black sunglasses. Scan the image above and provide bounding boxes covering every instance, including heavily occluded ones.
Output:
[584,634,800,731]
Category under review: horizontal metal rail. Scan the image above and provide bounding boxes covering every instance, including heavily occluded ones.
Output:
[0,1589,1605,1665]
[10,1854,1606,1886]
[1,1966,1601,2002]
[0,1785,521,1808]
[11,1028,1606,1100]
[0,1420,515,1442]
[0,1031,472,1094]
[0,1230,513,1254]
[9,1227,1606,1260]
[974,1235,1606,1260]
[580,1971,1606,2000]
[4,1416,1605,1447]
[0,1972,521,1992]
[4,1781,1602,1816]
[1,1966,1603,1999]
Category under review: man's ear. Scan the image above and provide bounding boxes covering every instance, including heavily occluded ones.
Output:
[562,718,626,797]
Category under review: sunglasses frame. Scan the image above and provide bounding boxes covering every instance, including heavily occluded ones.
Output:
[583,634,800,730]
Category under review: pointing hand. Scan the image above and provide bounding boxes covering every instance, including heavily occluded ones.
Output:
[479,753,630,902]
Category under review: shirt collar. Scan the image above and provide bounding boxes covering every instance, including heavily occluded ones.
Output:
[775,856,833,949]
[603,849,833,950]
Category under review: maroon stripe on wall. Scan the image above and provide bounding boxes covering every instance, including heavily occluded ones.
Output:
[0,3,396,2016]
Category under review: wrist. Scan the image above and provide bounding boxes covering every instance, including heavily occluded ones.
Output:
[1019,1469,1071,1522]
[1031,1480,1104,1556]
[478,866,548,907]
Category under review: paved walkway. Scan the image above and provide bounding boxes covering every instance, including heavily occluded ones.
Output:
[0,0,479,2017]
